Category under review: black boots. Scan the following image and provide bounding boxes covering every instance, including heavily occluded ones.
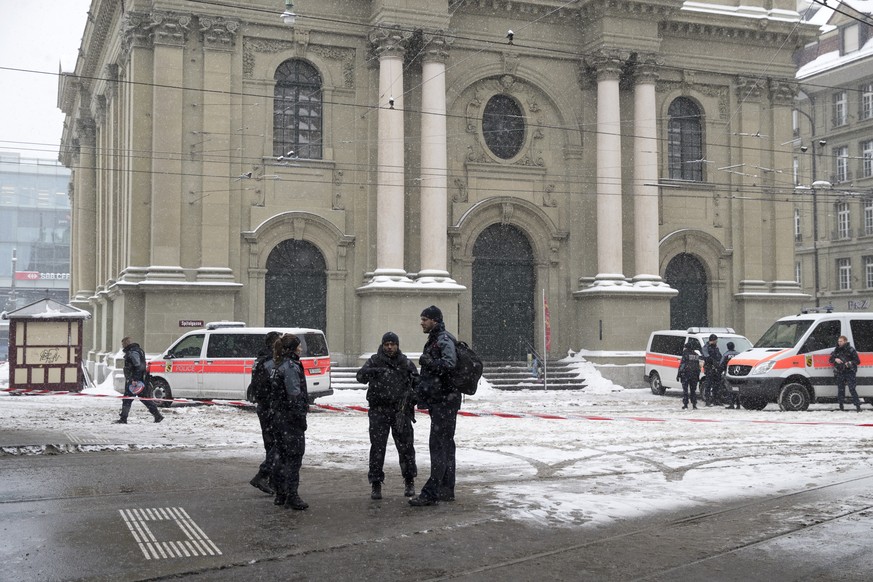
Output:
[153,412,164,423]
[371,482,382,500]
[408,495,438,507]
[250,473,274,495]
[285,494,309,510]
[404,479,416,497]
[113,418,127,424]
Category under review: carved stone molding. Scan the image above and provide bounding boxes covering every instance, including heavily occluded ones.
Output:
[660,20,801,47]
[633,54,661,85]
[103,64,118,102]
[199,16,240,50]
[422,31,454,64]
[151,12,192,46]
[585,49,629,82]
[543,184,558,207]
[121,12,154,54]
[769,79,797,106]
[243,38,355,88]
[332,169,345,210]
[453,178,468,203]
[76,116,97,147]
[657,79,730,120]
[736,76,766,102]
[369,25,412,60]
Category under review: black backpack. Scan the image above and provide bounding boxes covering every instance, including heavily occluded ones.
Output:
[449,341,483,396]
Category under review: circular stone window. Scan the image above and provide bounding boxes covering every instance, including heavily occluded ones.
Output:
[482,94,525,160]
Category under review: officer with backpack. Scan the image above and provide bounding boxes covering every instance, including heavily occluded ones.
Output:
[248,330,281,495]
[357,331,419,500]
[409,306,459,507]
[677,341,701,410]
[830,335,862,412]
[115,336,163,424]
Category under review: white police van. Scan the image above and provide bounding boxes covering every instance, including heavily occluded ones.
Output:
[114,322,332,406]
[725,310,873,411]
[645,327,752,395]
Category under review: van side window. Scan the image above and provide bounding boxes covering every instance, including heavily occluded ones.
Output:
[206,334,263,358]
[167,334,205,358]
[799,321,842,354]
[651,335,684,356]
[302,333,329,357]
[850,320,873,352]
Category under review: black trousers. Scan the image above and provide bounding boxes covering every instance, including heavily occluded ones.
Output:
[419,400,460,501]
[271,413,306,496]
[119,381,160,420]
[681,376,698,407]
[837,372,861,409]
[368,406,416,484]
[704,370,722,403]
[255,401,275,477]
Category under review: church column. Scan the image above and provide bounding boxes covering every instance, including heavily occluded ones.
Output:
[73,116,97,303]
[633,58,662,284]
[371,26,410,281]
[590,51,627,284]
[418,32,454,282]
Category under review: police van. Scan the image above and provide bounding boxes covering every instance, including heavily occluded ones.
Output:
[114,322,332,406]
[724,310,873,411]
[645,327,752,395]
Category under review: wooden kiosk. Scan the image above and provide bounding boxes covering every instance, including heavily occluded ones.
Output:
[3,298,91,392]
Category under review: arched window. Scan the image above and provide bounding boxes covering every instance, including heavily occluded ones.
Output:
[667,98,703,181]
[482,94,525,160]
[273,60,322,159]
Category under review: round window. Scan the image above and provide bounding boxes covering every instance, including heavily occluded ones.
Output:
[482,94,525,160]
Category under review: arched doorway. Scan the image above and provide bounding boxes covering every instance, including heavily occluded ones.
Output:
[265,239,326,330]
[472,224,535,361]
[665,253,708,330]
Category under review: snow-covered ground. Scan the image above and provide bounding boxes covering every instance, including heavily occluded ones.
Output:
[3,360,873,530]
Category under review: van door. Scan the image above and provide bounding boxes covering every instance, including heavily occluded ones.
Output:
[201,333,261,400]
[850,319,873,397]
[798,320,842,398]
[162,333,206,398]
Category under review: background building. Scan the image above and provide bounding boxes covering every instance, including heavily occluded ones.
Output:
[59,0,818,380]
[793,0,873,312]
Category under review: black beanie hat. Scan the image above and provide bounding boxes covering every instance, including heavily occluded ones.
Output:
[420,305,443,322]
[382,331,399,345]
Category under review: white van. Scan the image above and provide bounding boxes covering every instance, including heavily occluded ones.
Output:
[645,327,753,395]
[114,322,332,406]
[725,310,873,411]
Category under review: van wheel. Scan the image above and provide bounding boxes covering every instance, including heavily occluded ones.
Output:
[739,392,767,411]
[778,383,810,412]
[149,378,173,408]
[649,372,666,395]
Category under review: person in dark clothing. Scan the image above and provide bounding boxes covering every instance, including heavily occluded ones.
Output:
[115,337,163,424]
[719,341,741,409]
[701,334,723,406]
[409,305,459,507]
[357,331,419,500]
[270,334,310,510]
[249,330,282,495]
[677,342,701,410]
[830,335,861,412]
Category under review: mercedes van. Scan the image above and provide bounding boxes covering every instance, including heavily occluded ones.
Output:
[114,322,332,406]
[724,311,873,411]
[645,327,752,395]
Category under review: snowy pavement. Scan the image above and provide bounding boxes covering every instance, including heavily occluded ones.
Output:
[3,360,873,533]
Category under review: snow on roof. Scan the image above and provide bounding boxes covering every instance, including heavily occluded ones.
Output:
[681,1,803,23]
[797,36,873,78]
[3,298,91,320]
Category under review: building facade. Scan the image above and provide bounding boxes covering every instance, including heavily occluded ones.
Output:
[793,1,873,313]
[0,152,72,360]
[59,0,816,378]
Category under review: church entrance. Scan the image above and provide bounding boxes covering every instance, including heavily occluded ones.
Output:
[665,253,708,330]
[265,239,327,330]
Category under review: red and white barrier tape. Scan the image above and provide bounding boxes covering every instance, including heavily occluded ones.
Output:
[4,387,873,427]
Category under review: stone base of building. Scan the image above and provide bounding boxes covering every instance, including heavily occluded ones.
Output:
[733,290,811,341]
[573,285,677,352]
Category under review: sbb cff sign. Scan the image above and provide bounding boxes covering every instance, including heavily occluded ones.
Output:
[14,271,70,281]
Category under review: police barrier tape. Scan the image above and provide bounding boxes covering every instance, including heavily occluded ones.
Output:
[3,387,873,428]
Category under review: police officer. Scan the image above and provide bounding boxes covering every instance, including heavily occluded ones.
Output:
[702,334,723,406]
[357,331,419,500]
[677,342,701,410]
[115,337,163,424]
[830,335,861,412]
[719,341,741,409]
[249,330,281,495]
[271,334,310,509]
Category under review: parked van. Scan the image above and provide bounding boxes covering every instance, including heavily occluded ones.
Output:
[724,310,873,411]
[645,328,753,395]
[114,322,332,406]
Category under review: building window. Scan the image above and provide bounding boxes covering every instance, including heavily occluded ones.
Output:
[273,59,322,159]
[838,258,852,291]
[865,198,873,236]
[794,208,802,242]
[862,139,873,178]
[795,261,802,286]
[837,202,851,239]
[843,24,860,54]
[866,256,873,289]
[833,91,848,127]
[834,146,849,183]
[482,94,526,160]
[668,97,704,181]
[793,157,800,186]
[862,83,873,121]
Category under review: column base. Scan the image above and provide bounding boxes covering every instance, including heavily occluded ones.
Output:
[414,270,466,289]
[573,285,677,351]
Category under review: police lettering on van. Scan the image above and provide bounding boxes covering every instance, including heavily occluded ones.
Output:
[114,323,332,406]
[724,310,873,411]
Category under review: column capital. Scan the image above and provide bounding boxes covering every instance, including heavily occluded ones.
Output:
[422,30,454,64]
[769,78,798,106]
[585,49,629,82]
[633,54,661,85]
[199,16,240,51]
[369,25,412,59]
[736,76,766,102]
[76,116,97,147]
[151,12,192,47]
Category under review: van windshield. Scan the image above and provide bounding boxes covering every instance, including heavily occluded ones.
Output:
[754,320,813,349]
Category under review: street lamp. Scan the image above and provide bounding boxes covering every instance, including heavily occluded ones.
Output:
[280,0,296,26]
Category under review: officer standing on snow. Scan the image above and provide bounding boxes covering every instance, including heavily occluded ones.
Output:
[115,336,163,424]
[677,341,701,410]
[357,331,419,500]
[830,335,862,412]
[248,330,282,495]
[701,334,723,406]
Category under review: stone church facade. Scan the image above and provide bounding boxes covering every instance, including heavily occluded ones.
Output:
[59,0,816,376]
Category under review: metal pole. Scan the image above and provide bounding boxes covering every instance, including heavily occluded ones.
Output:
[812,182,819,307]
[9,248,17,311]
[542,288,548,391]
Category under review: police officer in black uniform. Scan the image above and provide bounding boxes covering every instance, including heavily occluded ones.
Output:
[271,334,310,510]
[115,336,163,424]
[249,330,282,495]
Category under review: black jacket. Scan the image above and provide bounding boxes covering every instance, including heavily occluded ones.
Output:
[702,342,722,373]
[249,349,274,404]
[678,347,701,381]
[272,354,309,416]
[418,322,459,404]
[356,346,419,408]
[830,343,860,376]
[123,343,147,383]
